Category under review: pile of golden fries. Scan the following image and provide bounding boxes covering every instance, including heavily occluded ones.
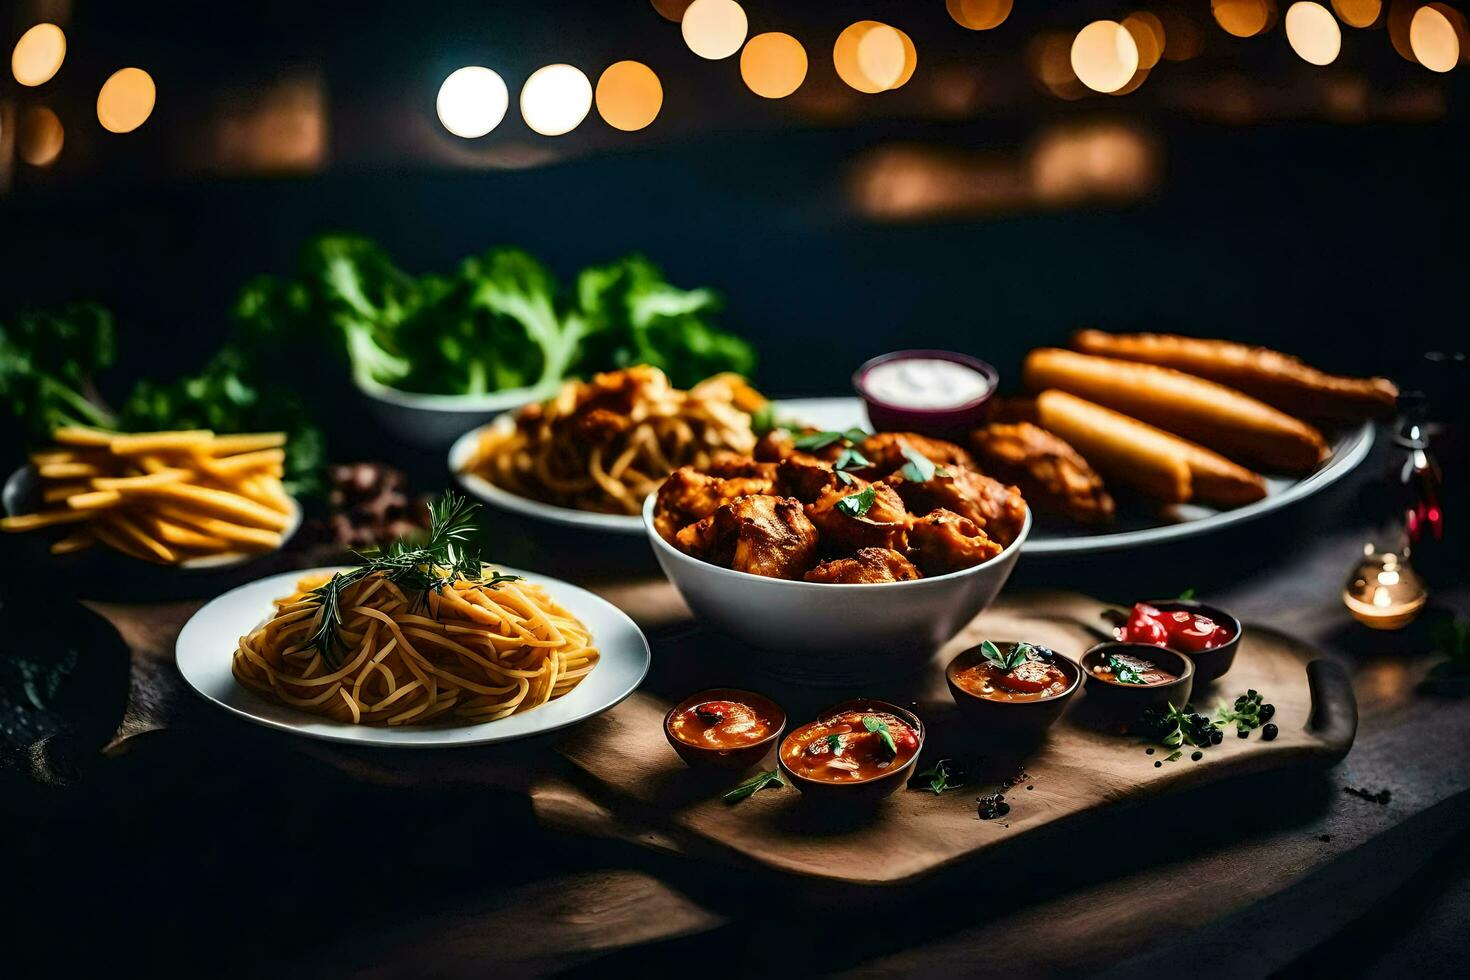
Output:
[1,426,295,564]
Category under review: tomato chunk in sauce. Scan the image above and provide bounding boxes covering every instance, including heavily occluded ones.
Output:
[955,660,1070,702]
[781,710,919,783]
[669,699,778,750]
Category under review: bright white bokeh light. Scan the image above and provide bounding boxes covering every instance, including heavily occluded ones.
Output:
[681,0,748,60]
[1071,21,1140,94]
[12,23,66,87]
[1285,2,1342,66]
[520,64,593,136]
[437,66,509,138]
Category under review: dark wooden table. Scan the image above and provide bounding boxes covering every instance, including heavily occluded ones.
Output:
[5,440,1467,978]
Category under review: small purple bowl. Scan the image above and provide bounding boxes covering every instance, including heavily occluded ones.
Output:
[853,350,1000,437]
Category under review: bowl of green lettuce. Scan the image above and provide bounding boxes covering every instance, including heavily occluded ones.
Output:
[234,235,758,450]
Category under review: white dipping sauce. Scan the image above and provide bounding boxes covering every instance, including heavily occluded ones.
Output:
[863,357,991,409]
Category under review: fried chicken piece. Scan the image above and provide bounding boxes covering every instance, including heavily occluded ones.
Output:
[855,433,975,477]
[754,427,843,465]
[773,456,870,504]
[675,494,818,579]
[804,481,910,555]
[969,422,1115,526]
[804,548,920,584]
[887,465,1027,547]
[907,509,1003,575]
[703,453,777,480]
[653,466,775,542]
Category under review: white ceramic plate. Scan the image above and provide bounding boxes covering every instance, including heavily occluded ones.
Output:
[448,397,859,536]
[448,397,1372,555]
[176,565,650,747]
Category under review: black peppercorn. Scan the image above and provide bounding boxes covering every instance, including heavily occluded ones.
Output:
[1261,723,1278,741]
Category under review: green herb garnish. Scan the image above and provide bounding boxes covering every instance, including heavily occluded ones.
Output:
[1216,689,1271,736]
[835,470,858,487]
[722,768,785,803]
[793,427,868,451]
[915,758,962,794]
[825,734,843,752]
[898,445,950,483]
[1177,587,1197,601]
[1106,654,1147,685]
[306,492,518,667]
[862,715,898,756]
[1141,702,1221,749]
[835,485,878,518]
[979,639,1041,673]
[1164,749,1183,763]
[834,446,873,471]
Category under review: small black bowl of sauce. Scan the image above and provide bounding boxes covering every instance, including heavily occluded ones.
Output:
[1079,642,1195,726]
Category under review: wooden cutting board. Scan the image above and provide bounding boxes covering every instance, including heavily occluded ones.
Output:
[546,590,1357,886]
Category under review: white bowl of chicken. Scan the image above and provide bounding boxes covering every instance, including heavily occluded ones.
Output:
[643,430,1031,685]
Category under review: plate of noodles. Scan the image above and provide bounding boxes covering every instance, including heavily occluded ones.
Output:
[176,494,649,747]
[450,365,865,535]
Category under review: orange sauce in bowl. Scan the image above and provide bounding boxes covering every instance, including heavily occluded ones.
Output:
[954,660,1070,703]
[669,699,778,750]
[781,709,920,783]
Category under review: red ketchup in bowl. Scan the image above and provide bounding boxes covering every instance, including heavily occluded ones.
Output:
[1119,603,1232,653]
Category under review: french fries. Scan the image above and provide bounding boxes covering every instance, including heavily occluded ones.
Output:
[2,428,296,565]
[1070,330,1399,424]
[1024,348,1329,474]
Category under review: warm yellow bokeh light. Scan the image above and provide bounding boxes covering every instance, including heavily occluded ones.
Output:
[1331,0,1382,27]
[946,0,1013,31]
[1029,32,1086,99]
[835,21,914,93]
[1410,5,1460,70]
[595,61,662,131]
[1285,2,1342,64]
[681,0,747,60]
[18,105,64,165]
[1158,10,1206,60]
[437,66,509,138]
[740,32,808,98]
[520,64,592,136]
[1071,21,1140,94]
[12,23,65,87]
[97,68,157,133]
[650,0,694,22]
[1212,0,1275,38]
[1124,12,1167,70]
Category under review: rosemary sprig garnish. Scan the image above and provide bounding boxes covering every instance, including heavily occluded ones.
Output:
[306,492,519,666]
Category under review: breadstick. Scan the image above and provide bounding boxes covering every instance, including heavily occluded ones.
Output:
[1025,348,1328,474]
[1035,391,1192,504]
[1071,330,1398,424]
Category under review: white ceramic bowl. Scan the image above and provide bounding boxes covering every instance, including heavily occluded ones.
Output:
[642,494,1030,686]
[355,374,545,451]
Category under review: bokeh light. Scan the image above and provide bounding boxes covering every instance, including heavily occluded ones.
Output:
[1285,2,1342,64]
[1410,4,1460,71]
[11,23,65,87]
[1158,10,1206,59]
[681,0,747,60]
[520,64,593,136]
[1071,21,1140,94]
[1030,121,1158,206]
[1212,0,1276,38]
[834,21,914,93]
[945,0,1013,31]
[1123,13,1167,70]
[595,61,663,131]
[97,68,157,133]
[18,105,64,165]
[1029,32,1087,100]
[1331,0,1383,27]
[436,66,509,138]
[740,32,808,98]
[650,0,695,22]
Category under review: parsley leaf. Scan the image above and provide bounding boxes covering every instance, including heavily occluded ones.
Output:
[835,485,878,518]
[721,768,785,803]
[834,446,873,471]
[862,715,898,756]
[825,734,843,752]
[980,639,1040,673]
[1107,654,1147,685]
[835,470,858,486]
[915,758,963,794]
[793,427,869,451]
[1177,587,1197,600]
[898,444,951,483]
[1216,689,1268,735]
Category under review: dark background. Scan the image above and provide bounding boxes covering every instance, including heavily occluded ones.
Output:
[2,0,1465,406]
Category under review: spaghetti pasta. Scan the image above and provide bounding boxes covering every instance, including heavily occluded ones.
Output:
[465,366,764,515]
[233,568,599,725]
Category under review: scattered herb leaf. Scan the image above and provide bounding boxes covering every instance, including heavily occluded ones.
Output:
[1137,702,1223,752]
[835,485,878,518]
[915,758,962,794]
[1216,689,1273,736]
[835,470,858,487]
[825,734,843,752]
[722,768,785,803]
[793,428,868,451]
[863,715,898,756]
[834,446,873,471]
[1107,654,1147,685]
[1164,750,1183,763]
[897,445,950,483]
[1177,587,1197,601]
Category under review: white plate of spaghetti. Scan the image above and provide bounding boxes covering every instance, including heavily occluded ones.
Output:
[176,497,649,746]
[449,367,866,535]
